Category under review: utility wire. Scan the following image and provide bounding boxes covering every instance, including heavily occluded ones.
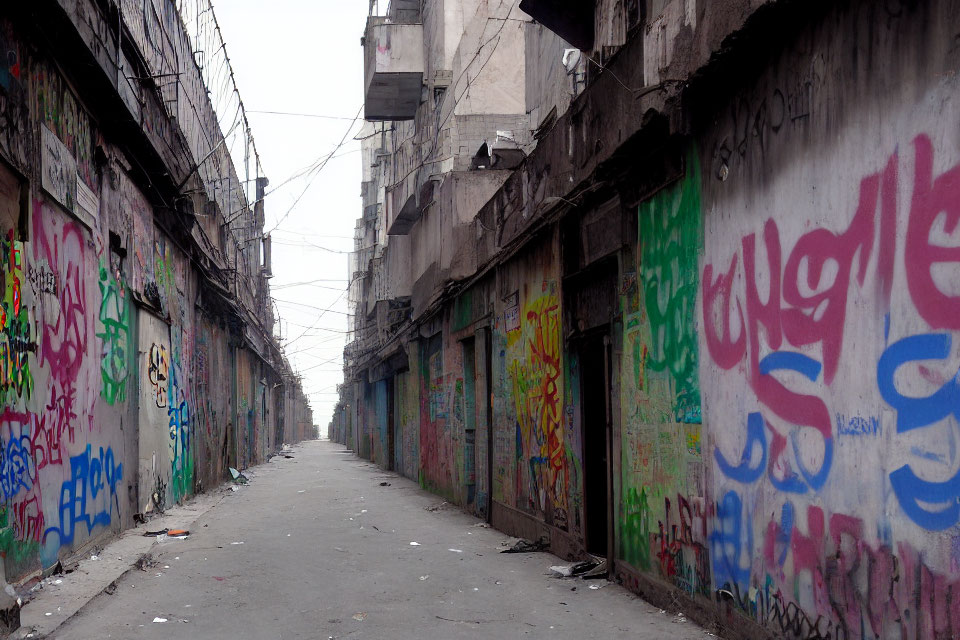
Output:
[274,298,353,315]
[283,288,349,349]
[247,109,360,120]
[266,105,364,234]
[391,14,515,189]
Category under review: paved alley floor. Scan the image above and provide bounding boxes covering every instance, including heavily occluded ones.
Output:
[52,439,715,639]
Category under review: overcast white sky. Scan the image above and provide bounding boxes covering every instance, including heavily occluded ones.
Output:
[215,0,369,432]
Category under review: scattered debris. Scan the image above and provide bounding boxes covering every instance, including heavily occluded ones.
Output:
[297,490,306,493]
[230,486,240,492]
[425,501,449,512]
[448,548,463,553]
[409,542,420,546]
[550,556,604,578]
[500,538,548,554]
[213,577,225,582]
[229,467,249,485]
[581,558,608,579]
[230,541,244,545]
[673,612,688,624]
[472,522,491,528]
[352,612,366,622]
[104,581,118,595]
[143,528,169,537]
[419,575,429,581]
[152,617,168,623]
[379,481,391,486]
[135,555,157,571]
[283,455,295,459]
[167,529,189,538]
[89,555,99,561]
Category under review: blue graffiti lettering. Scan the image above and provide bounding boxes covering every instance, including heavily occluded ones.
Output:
[43,445,123,546]
[0,432,33,501]
[709,490,753,591]
[758,351,822,380]
[836,413,881,436]
[877,332,960,530]
[714,412,767,483]
[773,501,794,566]
[762,351,833,493]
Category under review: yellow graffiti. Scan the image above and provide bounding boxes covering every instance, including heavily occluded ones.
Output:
[508,290,568,527]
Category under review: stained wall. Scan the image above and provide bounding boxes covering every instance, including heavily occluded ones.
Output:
[0,11,309,589]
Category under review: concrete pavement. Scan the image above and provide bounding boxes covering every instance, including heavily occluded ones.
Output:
[47,440,716,639]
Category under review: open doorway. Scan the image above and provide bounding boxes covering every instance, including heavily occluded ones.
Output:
[579,332,611,557]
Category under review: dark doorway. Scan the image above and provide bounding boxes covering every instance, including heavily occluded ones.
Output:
[579,332,610,557]
[461,338,477,505]
[386,376,396,472]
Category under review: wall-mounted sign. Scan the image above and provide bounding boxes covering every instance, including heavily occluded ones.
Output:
[41,125,99,229]
[41,125,76,212]
[76,174,100,229]
[505,304,521,332]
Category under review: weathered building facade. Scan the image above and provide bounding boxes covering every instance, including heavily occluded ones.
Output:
[333,0,960,638]
[0,0,313,619]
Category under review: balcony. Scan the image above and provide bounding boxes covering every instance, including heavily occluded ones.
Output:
[363,17,424,121]
[385,184,419,235]
[518,0,595,51]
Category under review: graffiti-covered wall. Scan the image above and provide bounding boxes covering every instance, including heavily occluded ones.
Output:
[0,8,312,593]
[619,157,709,596]
[340,3,960,636]
[695,3,960,637]
[492,231,572,532]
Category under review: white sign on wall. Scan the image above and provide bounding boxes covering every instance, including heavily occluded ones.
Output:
[41,125,76,213]
[75,174,99,229]
[40,125,99,229]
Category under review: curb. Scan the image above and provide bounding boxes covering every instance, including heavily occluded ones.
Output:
[12,487,232,639]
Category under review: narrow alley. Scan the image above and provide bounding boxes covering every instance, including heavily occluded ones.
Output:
[49,441,713,639]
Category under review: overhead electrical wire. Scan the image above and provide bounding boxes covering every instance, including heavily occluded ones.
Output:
[266,105,364,234]
[282,288,349,349]
[247,109,360,121]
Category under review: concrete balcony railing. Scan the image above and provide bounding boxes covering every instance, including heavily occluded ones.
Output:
[363,17,424,121]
